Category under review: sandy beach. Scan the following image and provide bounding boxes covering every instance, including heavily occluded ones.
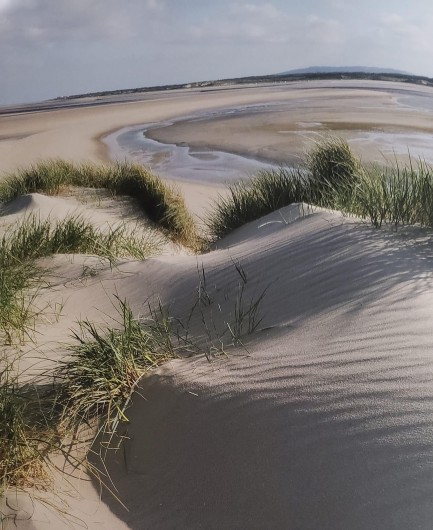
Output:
[2,79,433,191]
[2,80,433,529]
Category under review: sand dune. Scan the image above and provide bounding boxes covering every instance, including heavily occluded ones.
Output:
[7,204,433,530]
[2,82,433,529]
[0,191,152,230]
[94,209,433,530]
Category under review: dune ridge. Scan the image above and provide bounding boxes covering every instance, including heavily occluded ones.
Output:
[6,205,433,530]
[94,209,433,530]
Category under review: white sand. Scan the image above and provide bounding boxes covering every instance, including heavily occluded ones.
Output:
[2,82,433,529]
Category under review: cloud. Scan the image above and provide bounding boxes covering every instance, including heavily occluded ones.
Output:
[325,0,348,9]
[187,2,342,47]
[0,0,12,11]
[379,12,433,52]
[230,2,280,18]
[0,0,168,45]
[2,0,433,104]
[146,0,165,10]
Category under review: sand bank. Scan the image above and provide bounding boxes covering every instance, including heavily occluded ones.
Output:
[1,80,433,177]
[145,85,433,166]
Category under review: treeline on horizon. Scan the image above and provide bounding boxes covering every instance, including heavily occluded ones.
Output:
[56,71,433,102]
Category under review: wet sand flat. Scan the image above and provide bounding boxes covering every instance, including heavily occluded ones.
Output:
[2,79,433,179]
[145,83,433,166]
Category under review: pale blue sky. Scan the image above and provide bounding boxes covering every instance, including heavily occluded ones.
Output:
[1,0,433,104]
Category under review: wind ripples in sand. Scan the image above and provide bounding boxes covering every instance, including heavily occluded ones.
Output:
[89,209,433,529]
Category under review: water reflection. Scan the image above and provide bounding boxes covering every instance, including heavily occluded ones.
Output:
[103,123,278,183]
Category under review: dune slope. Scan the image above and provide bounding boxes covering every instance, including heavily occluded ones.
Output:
[80,206,433,530]
[4,202,433,529]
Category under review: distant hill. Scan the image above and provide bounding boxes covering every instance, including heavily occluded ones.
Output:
[278,66,411,76]
[11,68,430,112]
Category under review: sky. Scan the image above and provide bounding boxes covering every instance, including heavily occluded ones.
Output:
[1,0,433,105]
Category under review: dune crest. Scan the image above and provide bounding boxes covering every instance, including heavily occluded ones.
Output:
[97,209,433,530]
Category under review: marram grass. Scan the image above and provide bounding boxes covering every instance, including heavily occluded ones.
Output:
[0,355,62,498]
[1,297,178,513]
[207,137,433,239]
[0,262,268,516]
[0,160,202,250]
[351,161,433,228]
[55,297,177,430]
[306,136,361,190]
[3,214,161,263]
[0,214,160,344]
[206,168,308,240]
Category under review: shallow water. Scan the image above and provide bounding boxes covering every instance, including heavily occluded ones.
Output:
[103,121,279,184]
[103,88,433,182]
[398,93,433,113]
[350,130,433,161]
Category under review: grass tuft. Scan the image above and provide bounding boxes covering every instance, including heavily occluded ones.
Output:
[55,298,177,430]
[0,227,42,345]
[206,168,307,239]
[0,356,61,499]
[351,161,433,228]
[0,214,159,344]
[306,136,362,195]
[1,297,179,513]
[207,137,433,238]
[0,160,201,250]
[0,160,77,202]
[0,299,178,522]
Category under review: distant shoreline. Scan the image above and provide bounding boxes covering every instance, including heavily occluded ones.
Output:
[2,71,433,115]
[51,70,433,103]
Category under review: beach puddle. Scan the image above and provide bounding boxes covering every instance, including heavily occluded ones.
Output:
[350,130,433,162]
[103,122,279,184]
